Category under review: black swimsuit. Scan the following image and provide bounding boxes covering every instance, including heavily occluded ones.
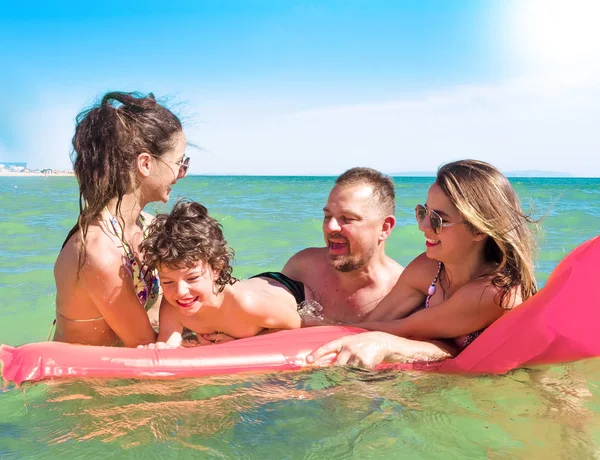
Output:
[250,272,306,305]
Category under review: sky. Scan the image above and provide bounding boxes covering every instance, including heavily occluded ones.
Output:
[1,0,599,176]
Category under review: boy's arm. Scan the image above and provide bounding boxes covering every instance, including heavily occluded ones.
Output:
[156,297,184,347]
[235,287,302,330]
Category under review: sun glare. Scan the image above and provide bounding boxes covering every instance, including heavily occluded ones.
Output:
[508,0,600,72]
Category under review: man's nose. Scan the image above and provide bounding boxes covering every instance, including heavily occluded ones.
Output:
[325,217,341,232]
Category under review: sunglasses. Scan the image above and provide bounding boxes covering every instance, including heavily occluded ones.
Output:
[153,154,190,179]
[175,156,190,177]
[415,204,462,235]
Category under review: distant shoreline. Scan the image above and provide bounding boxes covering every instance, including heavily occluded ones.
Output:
[0,171,596,179]
[0,171,74,177]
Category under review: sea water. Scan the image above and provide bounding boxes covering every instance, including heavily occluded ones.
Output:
[1,175,599,459]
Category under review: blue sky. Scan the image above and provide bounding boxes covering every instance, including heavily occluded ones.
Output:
[1,0,599,176]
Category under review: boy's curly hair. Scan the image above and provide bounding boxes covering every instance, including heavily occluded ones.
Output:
[140,200,236,292]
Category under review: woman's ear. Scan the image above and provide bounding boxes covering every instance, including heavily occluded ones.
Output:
[136,152,153,178]
[473,228,488,242]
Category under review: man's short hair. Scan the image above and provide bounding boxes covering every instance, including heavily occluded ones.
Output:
[335,167,395,216]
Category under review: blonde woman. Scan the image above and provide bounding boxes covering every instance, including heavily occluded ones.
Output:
[308,159,538,367]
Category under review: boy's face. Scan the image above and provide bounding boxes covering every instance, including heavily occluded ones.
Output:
[158,260,219,316]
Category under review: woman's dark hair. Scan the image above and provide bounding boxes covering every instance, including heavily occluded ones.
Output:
[71,91,182,272]
[140,200,236,292]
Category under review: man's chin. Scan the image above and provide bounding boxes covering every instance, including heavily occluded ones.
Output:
[328,256,360,273]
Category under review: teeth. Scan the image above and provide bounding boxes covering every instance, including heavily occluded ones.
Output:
[426,238,440,244]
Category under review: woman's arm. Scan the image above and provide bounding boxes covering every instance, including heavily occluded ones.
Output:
[307,332,457,369]
[80,245,157,347]
[362,253,433,322]
[354,281,505,340]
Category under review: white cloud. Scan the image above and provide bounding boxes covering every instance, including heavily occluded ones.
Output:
[11,72,600,177]
[193,72,600,176]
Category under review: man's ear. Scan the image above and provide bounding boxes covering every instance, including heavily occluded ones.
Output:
[379,215,396,241]
[136,152,153,178]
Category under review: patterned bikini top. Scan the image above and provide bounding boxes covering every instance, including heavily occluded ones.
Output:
[106,209,160,311]
[424,261,484,350]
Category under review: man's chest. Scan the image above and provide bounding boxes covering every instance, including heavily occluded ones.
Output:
[312,283,387,323]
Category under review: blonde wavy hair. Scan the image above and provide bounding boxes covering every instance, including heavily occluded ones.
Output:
[436,159,538,307]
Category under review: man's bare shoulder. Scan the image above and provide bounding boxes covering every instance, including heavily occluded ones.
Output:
[282,247,327,279]
[383,256,404,279]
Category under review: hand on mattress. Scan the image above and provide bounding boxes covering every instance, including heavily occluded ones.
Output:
[137,341,179,350]
[201,333,236,344]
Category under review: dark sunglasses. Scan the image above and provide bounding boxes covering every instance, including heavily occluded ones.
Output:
[415,204,461,235]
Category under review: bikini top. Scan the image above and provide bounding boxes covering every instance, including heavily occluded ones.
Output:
[424,261,484,349]
[106,210,160,311]
[60,210,160,312]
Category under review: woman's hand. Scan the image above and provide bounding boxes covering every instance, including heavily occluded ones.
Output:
[306,332,392,368]
[200,333,236,344]
[306,332,455,369]
[137,341,178,350]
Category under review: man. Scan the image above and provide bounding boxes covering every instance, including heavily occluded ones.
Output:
[282,167,403,323]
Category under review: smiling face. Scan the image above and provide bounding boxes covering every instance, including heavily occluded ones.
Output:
[159,260,219,316]
[148,131,187,203]
[322,183,388,272]
[419,182,481,263]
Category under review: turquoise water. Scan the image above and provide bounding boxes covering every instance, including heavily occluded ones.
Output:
[1,175,600,458]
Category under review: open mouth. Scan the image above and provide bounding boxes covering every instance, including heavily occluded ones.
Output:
[425,238,440,247]
[328,240,349,255]
[176,297,198,308]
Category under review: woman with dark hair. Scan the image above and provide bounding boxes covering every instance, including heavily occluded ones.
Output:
[52,91,190,347]
[308,159,539,367]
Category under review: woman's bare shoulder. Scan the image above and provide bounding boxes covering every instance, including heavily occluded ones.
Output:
[59,223,126,280]
[456,276,522,311]
[401,253,441,289]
